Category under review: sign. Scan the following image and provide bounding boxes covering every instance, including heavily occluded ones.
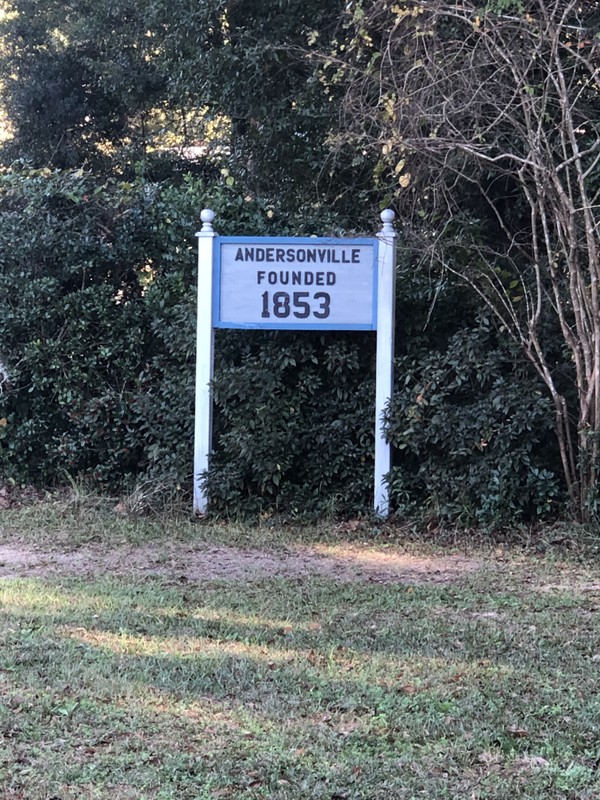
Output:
[194,210,397,517]
[214,237,378,330]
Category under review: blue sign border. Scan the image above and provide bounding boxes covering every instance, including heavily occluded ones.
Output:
[212,236,379,330]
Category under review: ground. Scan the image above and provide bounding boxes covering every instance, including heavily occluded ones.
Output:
[0,538,482,583]
[2,504,600,799]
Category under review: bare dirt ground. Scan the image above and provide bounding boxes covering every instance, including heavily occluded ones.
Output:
[0,540,483,584]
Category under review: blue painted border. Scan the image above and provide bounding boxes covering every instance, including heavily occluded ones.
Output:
[212,235,379,331]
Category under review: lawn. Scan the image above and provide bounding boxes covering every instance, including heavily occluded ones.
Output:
[1,505,600,799]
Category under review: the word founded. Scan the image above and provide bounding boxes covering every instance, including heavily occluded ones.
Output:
[256,270,336,286]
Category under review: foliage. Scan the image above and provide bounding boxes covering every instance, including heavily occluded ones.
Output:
[388,301,560,524]
[0,168,145,481]
[0,165,374,514]
[0,0,591,523]
[0,162,567,520]
[206,330,376,518]
[326,0,600,520]
[0,0,354,204]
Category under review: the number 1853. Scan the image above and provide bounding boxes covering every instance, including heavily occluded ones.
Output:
[261,291,330,320]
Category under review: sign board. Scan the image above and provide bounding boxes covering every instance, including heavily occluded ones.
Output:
[194,210,397,517]
[214,237,378,330]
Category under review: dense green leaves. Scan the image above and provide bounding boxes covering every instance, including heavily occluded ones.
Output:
[388,313,559,524]
[206,330,376,517]
[0,0,348,201]
[0,164,561,520]
[0,1,588,522]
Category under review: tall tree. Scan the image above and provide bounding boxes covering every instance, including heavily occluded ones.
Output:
[0,0,159,168]
[0,0,347,200]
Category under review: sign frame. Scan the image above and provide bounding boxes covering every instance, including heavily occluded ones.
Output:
[213,235,379,331]
[194,210,397,517]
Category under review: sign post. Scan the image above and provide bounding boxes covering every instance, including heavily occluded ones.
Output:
[193,209,217,514]
[374,210,397,515]
[194,210,396,515]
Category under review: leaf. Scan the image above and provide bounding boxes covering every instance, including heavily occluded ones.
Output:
[508,725,529,738]
[513,755,550,771]
[399,683,418,694]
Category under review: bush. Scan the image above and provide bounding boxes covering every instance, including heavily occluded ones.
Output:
[0,166,376,514]
[205,330,376,518]
[386,275,562,525]
[0,165,565,522]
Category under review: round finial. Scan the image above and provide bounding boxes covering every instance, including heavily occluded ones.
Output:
[200,208,215,232]
[380,208,396,235]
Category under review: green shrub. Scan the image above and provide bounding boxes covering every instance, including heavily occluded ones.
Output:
[0,166,375,514]
[205,330,376,517]
[387,276,561,524]
[0,165,565,522]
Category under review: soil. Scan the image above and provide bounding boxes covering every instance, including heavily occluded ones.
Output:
[0,540,482,584]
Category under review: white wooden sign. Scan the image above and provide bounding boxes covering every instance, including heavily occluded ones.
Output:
[194,210,397,516]
[215,238,377,329]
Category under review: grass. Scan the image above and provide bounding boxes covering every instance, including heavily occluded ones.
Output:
[1,503,600,798]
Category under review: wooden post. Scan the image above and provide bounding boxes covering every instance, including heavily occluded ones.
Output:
[374,209,397,515]
[193,209,395,516]
[193,209,217,514]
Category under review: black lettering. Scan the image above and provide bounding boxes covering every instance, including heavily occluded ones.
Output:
[326,272,336,285]
[341,250,350,263]
[257,271,266,284]
[293,291,310,319]
[261,291,270,318]
[279,271,289,285]
[245,247,254,261]
[314,292,331,319]
[306,249,317,263]
[352,249,360,263]
[286,248,296,262]
[268,271,277,284]
[331,251,340,263]
[266,248,274,262]
[297,250,306,263]
[256,248,265,262]
[235,248,244,261]
[316,272,324,286]
[292,271,302,285]
[273,292,290,318]
[305,272,314,285]
[318,248,327,262]
[276,248,285,262]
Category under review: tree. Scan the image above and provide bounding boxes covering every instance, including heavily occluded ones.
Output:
[0,0,346,201]
[325,0,600,519]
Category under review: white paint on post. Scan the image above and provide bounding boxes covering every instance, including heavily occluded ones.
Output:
[374,209,397,516]
[193,209,217,514]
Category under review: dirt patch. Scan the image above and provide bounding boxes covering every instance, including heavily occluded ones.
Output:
[0,541,482,584]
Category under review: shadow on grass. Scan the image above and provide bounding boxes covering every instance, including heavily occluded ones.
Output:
[1,574,600,798]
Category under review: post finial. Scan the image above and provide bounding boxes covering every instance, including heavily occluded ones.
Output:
[200,208,216,233]
[380,208,395,236]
